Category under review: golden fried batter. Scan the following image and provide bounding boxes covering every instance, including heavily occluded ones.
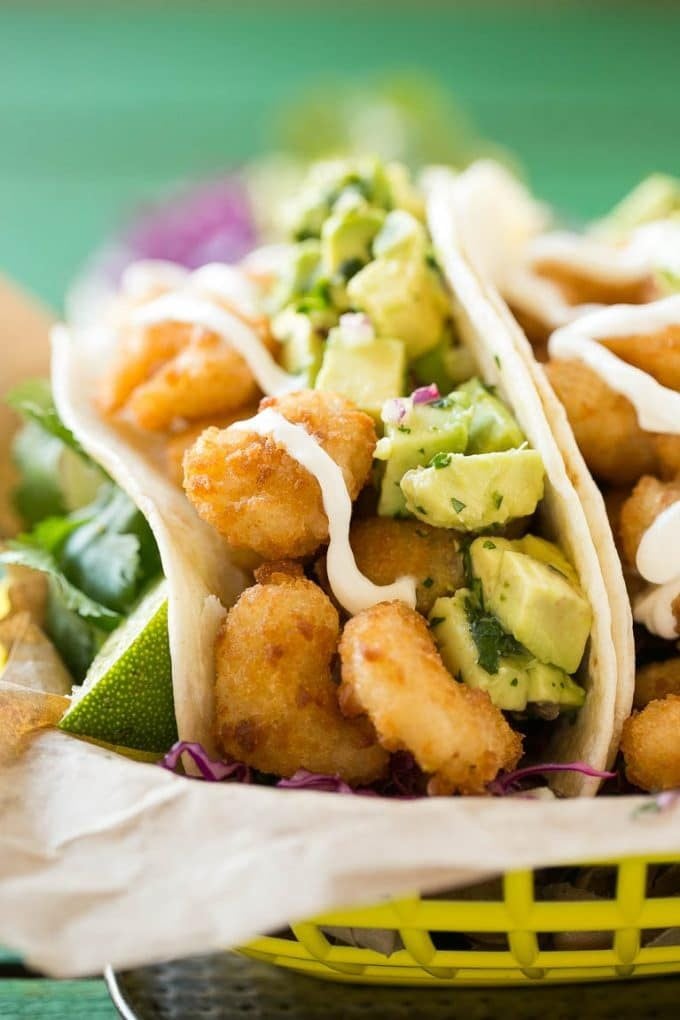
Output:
[654,435,680,481]
[619,476,680,571]
[127,331,262,431]
[99,307,278,431]
[349,518,464,615]
[602,325,680,392]
[545,359,659,485]
[165,407,258,486]
[214,571,388,784]
[634,659,680,709]
[534,261,654,308]
[338,601,522,795]
[184,390,376,560]
[621,695,680,791]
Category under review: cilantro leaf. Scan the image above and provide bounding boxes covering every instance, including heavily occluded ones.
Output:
[465,595,524,674]
[7,379,85,456]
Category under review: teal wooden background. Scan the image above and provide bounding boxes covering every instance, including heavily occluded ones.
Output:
[1,1,679,310]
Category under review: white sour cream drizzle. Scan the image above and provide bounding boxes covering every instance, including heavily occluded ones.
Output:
[231,408,417,616]
[121,259,189,301]
[633,502,680,641]
[132,291,301,397]
[548,295,680,434]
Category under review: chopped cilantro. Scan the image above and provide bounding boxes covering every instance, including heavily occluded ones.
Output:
[510,677,519,687]
[450,497,466,513]
[494,354,501,369]
[483,540,496,550]
[465,595,524,674]
[415,505,428,516]
[431,396,455,410]
[430,452,452,470]
[397,425,412,434]
[492,491,503,509]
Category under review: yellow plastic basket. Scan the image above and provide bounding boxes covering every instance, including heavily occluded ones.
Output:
[242,854,680,986]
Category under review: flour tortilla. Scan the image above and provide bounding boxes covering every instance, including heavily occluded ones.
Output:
[424,168,635,766]
[425,170,633,793]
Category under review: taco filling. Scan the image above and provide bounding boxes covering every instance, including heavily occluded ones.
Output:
[4,157,614,796]
[443,162,680,792]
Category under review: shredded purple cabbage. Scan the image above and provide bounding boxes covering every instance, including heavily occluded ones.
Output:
[277,769,376,795]
[116,176,257,277]
[488,761,616,796]
[411,383,440,404]
[160,741,252,783]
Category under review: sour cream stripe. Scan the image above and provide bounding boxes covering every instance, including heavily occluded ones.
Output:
[132,292,301,397]
[231,408,417,616]
[548,295,680,434]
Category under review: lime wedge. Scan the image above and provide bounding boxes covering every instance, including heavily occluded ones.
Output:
[59,579,177,752]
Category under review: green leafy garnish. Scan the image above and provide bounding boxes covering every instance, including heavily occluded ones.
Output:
[450,497,466,513]
[7,379,84,454]
[492,491,504,509]
[429,452,452,469]
[483,540,496,550]
[465,594,524,674]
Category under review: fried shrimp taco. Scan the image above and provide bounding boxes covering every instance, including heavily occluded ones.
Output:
[438,161,678,792]
[3,157,631,798]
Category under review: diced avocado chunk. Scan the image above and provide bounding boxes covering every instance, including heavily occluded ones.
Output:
[467,534,579,588]
[315,319,406,421]
[526,659,586,709]
[429,591,585,712]
[321,203,385,278]
[372,210,428,260]
[456,379,526,454]
[270,240,321,311]
[272,307,331,385]
[411,327,477,393]
[375,396,471,516]
[347,252,450,359]
[284,157,394,240]
[469,537,592,674]
[383,161,426,220]
[401,449,544,531]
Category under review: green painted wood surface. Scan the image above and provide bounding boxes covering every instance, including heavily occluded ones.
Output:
[1,1,679,309]
[0,981,116,1019]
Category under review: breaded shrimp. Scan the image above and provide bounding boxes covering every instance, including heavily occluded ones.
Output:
[127,331,262,431]
[634,659,680,709]
[99,322,190,414]
[545,359,659,485]
[338,602,522,795]
[348,518,464,615]
[619,476,680,571]
[184,390,376,560]
[654,435,680,481]
[602,324,680,392]
[214,569,388,784]
[165,406,259,486]
[621,695,680,791]
[533,261,654,309]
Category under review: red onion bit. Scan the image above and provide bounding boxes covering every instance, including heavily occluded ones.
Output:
[411,383,440,405]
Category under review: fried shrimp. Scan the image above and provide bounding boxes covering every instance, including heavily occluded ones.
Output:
[621,695,680,791]
[601,324,680,392]
[619,476,680,571]
[100,307,277,430]
[634,659,680,709]
[545,359,659,485]
[653,435,680,481]
[214,569,388,784]
[533,261,654,309]
[165,406,259,486]
[184,390,376,559]
[338,602,522,795]
[348,518,464,615]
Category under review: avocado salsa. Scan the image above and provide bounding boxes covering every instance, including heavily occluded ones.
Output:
[271,156,591,718]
